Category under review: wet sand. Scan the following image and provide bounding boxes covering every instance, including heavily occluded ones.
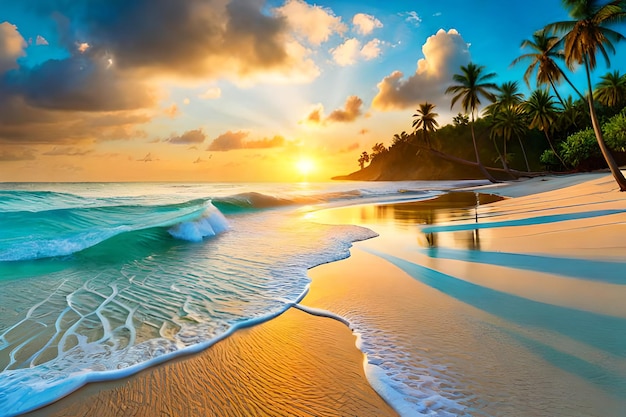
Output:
[25,306,396,417]
[25,172,626,416]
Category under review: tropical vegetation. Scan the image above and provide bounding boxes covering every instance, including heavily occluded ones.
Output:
[349,0,626,191]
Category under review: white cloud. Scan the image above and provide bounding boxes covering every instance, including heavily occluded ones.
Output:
[0,22,27,73]
[275,0,346,45]
[360,39,382,60]
[35,35,49,46]
[372,29,470,110]
[404,11,423,26]
[199,87,222,99]
[352,13,382,35]
[331,38,361,66]
[331,37,383,66]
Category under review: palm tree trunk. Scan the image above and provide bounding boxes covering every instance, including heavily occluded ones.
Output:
[470,113,498,183]
[516,133,531,172]
[558,67,585,101]
[584,58,626,191]
[548,74,566,107]
[543,129,567,169]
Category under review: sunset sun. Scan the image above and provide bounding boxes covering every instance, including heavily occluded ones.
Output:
[295,158,315,176]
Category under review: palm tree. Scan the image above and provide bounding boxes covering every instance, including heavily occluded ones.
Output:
[511,29,584,105]
[484,81,526,174]
[370,142,386,160]
[546,0,626,191]
[594,70,626,108]
[525,89,568,168]
[446,63,499,183]
[412,102,440,148]
[557,95,588,135]
[491,106,532,172]
[358,151,369,169]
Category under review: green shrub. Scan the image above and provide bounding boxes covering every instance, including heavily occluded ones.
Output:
[540,149,560,166]
[603,112,626,152]
[560,128,600,167]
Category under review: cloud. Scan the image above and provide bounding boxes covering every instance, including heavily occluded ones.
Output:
[275,0,346,45]
[43,146,93,156]
[327,96,363,122]
[305,105,323,123]
[168,129,206,145]
[15,0,323,86]
[0,22,27,74]
[331,37,383,66]
[164,104,179,118]
[360,39,382,60]
[208,130,249,151]
[331,38,361,66]
[4,53,155,111]
[245,135,285,149]
[404,11,423,26]
[207,130,285,151]
[352,13,382,35]
[35,35,49,46]
[372,29,471,110]
[199,87,222,100]
[305,96,364,124]
[0,146,37,161]
[0,95,150,144]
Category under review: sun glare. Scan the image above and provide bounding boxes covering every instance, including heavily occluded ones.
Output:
[295,158,315,176]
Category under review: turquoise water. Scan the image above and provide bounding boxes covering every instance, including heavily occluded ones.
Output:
[0,180,481,416]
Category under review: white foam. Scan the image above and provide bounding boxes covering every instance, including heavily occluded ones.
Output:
[167,204,230,242]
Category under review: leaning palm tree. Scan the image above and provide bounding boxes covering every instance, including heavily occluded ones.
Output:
[594,70,626,108]
[412,102,440,148]
[525,89,568,169]
[546,0,626,191]
[511,29,584,105]
[446,63,499,183]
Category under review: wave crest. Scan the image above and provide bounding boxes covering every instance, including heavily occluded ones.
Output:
[0,200,228,262]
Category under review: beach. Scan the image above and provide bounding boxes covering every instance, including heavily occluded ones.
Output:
[9,172,626,416]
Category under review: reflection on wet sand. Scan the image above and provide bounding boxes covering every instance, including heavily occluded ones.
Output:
[313,191,502,251]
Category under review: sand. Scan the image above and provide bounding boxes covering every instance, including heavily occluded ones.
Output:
[23,171,626,416]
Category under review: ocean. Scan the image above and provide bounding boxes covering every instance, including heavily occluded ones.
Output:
[0,180,486,416]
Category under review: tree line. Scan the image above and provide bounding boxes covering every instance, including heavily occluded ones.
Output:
[356,0,626,191]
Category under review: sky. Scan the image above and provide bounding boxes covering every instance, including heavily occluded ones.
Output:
[1,0,626,182]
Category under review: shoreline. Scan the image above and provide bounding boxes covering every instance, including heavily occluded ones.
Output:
[23,171,626,416]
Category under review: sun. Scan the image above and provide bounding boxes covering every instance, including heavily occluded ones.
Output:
[295,158,315,176]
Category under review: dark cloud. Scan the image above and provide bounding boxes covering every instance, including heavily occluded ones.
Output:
[4,54,154,111]
[0,95,150,144]
[22,0,295,78]
[168,129,207,145]
[207,131,285,151]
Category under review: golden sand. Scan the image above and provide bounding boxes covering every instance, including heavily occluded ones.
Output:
[25,306,397,417]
